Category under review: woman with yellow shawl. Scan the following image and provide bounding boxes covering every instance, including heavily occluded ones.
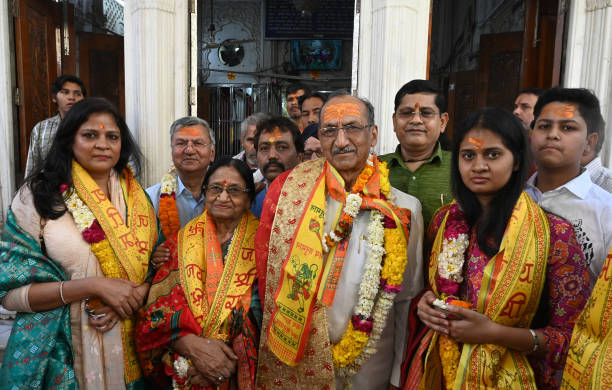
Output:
[404,108,590,389]
[136,157,261,390]
[0,98,159,389]
[561,244,612,389]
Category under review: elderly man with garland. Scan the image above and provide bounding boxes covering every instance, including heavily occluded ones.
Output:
[146,117,215,266]
[255,92,424,389]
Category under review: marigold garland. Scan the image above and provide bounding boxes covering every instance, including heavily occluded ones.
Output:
[158,169,181,238]
[323,155,376,251]
[434,203,472,390]
[328,157,410,378]
[62,185,122,278]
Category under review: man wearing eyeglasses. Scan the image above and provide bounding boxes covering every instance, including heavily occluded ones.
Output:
[250,117,304,218]
[255,92,424,389]
[380,79,453,226]
[147,116,216,238]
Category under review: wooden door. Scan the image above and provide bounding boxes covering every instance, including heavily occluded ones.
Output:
[447,70,478,139]
[477,32,524,110]
[13,0,74,174]
[79,33,125,116]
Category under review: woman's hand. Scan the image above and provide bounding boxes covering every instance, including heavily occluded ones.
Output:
[91,277,141,319]
[444,305,498,344]
[416,290,450,334]
[186,366,214,387]
[151,243,170,269]
[86,303,120,333]
[133,283,150,307]
[174,334,237,385]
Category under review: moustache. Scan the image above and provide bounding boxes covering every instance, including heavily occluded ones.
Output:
[263,161,286,173]
[331,146,356,154]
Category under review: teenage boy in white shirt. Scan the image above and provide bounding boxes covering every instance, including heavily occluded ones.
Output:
[526,87,612,290]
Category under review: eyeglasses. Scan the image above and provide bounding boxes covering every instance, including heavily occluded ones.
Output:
[319,124,370,139]
[173,140,210,150]
[396,109,438,120]
[205,184,249,197]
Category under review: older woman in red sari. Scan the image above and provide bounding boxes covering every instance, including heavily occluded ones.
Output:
[136,157,261,389]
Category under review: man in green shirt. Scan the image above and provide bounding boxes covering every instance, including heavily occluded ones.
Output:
[380,80,452,226]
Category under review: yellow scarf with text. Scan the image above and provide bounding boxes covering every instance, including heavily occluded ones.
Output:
[72,160,158,384]
[419,192,550,390]
[561,245,612,389]
[177,210,258,338]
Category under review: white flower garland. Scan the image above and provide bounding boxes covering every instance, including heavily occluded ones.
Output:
[65,190,95,231]
[334,209,402,379]
[437,234,469,283]
[160,168,178,196]
[355,210,385,317]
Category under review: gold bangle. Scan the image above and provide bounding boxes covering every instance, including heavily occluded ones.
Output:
[59,281,68,305]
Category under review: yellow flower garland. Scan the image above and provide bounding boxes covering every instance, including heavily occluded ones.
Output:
[331,160,409,371]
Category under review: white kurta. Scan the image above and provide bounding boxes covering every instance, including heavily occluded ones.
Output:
[325,187,424,389]
[4,174,128,389]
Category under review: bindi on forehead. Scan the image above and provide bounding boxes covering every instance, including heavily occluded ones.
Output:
[99,123,104,129]
[467,137,484,150]
[177,127,204,138]
[322,102,362,124]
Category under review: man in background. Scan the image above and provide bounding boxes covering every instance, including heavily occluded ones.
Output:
[25,74,86,176]
[513,88,542,130]
[286,83,310,130]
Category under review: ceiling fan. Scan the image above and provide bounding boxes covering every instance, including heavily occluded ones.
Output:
[202,0,255,50]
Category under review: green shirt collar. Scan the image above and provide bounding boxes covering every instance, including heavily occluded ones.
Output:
[388,142,446,168]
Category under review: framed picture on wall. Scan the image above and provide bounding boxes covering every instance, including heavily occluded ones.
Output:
[290,40,342,70]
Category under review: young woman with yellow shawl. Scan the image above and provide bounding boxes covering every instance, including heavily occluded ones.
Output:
[136,158,261,390]
[403,108,591,389]
[0,98,159,389]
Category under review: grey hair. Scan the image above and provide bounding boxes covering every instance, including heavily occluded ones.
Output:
[320,90,375,126]
[239,112,270,139]
[169,116,216,148]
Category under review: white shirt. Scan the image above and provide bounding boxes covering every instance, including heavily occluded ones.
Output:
[585,156,612,193]
[233,150,264,183]
[526,170,612,289]
[325,187,424,389]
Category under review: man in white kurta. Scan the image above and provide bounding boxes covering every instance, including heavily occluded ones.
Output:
[255,93,424,389]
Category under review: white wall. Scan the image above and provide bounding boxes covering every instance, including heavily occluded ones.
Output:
[124,0,190,187]
[0,1,16,228]
[355,0,431,155]
[564,0,612,167]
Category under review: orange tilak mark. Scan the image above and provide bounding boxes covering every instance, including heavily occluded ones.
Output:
[267,127,284,143]
[176,127,203,137]
[322,102,361,124]
[468,137,484,150]
[99,124,104,129]
[541,105,576,119]
[414,102,420,111]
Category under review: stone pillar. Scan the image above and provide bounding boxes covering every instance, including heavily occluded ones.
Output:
[355,0,431,155]
[0,1,16,228]
[124,0,190,187]
[564,0,612,167]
